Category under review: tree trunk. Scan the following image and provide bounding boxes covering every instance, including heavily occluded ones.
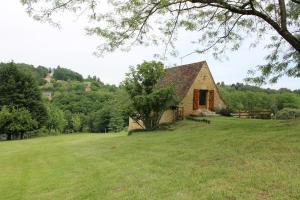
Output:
[143,119,152,130]
[7,133,12,140]
[21,133,24,140]
[143,118,155,131]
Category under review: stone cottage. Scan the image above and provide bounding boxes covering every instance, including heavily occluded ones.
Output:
[128,61,226,131]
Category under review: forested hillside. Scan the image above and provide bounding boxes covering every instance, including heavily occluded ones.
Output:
[44,79,129,133]
[0,62,129,137]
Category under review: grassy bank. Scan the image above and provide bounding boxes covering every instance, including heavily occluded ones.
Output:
[1,117,300,200]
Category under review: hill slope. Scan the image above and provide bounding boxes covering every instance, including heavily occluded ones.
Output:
[1,117,300,199]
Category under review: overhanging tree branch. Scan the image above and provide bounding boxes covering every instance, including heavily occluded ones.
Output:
[278,0,287,30]
[189,0,300,52]
[20,0,300,83]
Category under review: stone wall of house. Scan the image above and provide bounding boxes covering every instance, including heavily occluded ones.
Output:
[128,117,144,131]
[128,110,175,131]
[159,110,175,124]
[180,63,225,115]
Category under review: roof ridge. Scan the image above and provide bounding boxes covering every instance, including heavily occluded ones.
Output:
[165,61,206,70]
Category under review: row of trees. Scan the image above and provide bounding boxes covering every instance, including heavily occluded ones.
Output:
[217,82,300,95]
[218,83,300,113]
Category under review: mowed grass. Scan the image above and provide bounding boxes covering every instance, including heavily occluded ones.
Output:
[1,117,300,200]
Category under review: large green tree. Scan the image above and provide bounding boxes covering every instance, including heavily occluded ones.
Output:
[21,0,300,83]
[123,61,177,130]
[0,106,38,140]
[0,62,48,126]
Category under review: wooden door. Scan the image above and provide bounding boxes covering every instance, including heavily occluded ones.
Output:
[208,90,214,110]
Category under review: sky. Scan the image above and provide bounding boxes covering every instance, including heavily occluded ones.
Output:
[0,1,299,90]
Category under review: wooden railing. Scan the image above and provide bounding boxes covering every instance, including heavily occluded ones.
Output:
[176,106,184,121]
[232,111,272,119]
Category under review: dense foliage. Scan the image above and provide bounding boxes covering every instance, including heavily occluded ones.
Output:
[48,80,128,133]
[218,82,300,116]
[123,61,177,130]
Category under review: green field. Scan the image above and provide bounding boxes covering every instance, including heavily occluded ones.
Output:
[1,117,300,200]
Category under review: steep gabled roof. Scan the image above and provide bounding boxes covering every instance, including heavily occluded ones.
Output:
[158,61,206,100]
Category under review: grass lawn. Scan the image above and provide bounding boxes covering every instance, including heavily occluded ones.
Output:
[1,117,300,200]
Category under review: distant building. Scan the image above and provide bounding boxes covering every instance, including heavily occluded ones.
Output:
[128,61,226,131]
[85,82,92,92]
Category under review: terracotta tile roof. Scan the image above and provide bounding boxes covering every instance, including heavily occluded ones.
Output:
[158,61,206,100]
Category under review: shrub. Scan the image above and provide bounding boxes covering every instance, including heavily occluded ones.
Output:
[276,108,300,120]
[215,107,233,116]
